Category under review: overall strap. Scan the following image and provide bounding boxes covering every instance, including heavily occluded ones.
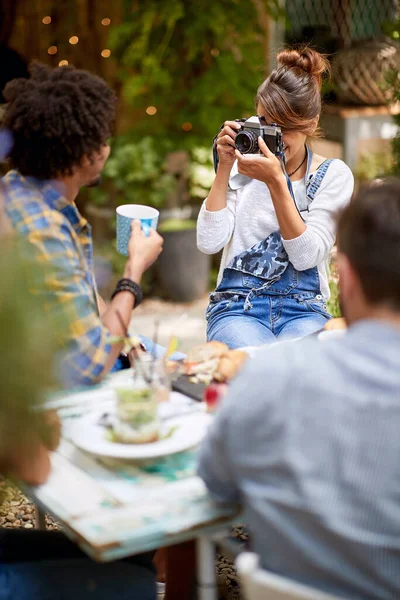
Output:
[306,158,334,204]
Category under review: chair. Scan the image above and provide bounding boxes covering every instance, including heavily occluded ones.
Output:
[236,552,343,600]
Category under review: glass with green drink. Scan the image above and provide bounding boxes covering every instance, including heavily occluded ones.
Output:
[113,382,160,444]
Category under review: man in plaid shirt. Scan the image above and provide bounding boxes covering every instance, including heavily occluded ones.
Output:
[2,63,164,387]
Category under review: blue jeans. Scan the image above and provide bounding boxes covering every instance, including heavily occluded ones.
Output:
[207,267,331,349]
[0,530,155,600]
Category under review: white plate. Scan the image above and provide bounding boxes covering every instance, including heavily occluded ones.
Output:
[70,410,212,459]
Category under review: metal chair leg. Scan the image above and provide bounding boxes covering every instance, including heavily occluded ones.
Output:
[197,535,217,600]
[35,505,46,530]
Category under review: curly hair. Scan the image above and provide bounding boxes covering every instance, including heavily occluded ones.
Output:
[2,62,117,179]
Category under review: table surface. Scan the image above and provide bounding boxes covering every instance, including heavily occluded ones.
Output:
[25,371,237,562]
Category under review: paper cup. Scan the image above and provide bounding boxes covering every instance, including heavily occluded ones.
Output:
[116,204,159,256]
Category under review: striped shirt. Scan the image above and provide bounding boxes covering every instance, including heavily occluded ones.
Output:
[199,320,400,599]
[3,170,112,386]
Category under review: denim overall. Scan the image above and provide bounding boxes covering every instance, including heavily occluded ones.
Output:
[206,148,334,349]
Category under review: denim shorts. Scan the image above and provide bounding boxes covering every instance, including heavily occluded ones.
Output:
[206,267,331,349]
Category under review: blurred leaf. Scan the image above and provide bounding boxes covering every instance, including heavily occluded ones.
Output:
[0,236,59,464]
[109,0,281,143]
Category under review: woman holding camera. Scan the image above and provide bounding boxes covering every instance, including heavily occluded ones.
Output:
[197,46,354,348]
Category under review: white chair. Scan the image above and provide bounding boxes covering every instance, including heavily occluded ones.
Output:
[236,552,343,600]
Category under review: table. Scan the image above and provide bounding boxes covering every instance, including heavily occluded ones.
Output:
[23,372,239,600]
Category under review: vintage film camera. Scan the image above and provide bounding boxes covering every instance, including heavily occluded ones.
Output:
[234,115,283,155]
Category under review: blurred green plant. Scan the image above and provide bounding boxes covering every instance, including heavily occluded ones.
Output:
[159,218,196,232]
[87,135,176,208]
[88,133,216,211]
[0,236,57,471]
[189,147,215,201]
[383,17,400,176]
[88,1,283,213]
[355,151,394,183]
[327,279,341,318]
[385,67,400,176]
[109,0,283,147]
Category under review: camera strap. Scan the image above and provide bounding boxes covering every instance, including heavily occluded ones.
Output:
[280,145,313,220]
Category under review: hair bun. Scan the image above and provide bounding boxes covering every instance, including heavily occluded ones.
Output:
[277,46,330,88]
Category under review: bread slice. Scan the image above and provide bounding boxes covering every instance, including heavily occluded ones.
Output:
[214,350,248,382]
[184,341,229,375]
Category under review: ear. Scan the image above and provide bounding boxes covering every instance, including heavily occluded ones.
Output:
[80,154,91,168]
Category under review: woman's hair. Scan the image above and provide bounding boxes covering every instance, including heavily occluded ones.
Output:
[2,62,117,179]
[256,46,330,136]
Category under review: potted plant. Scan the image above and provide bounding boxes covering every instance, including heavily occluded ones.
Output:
[156,217,210,302]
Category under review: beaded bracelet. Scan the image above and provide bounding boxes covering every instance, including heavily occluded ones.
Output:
[111,278,143,307]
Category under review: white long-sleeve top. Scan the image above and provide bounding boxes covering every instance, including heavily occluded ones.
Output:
[197,159,354,299]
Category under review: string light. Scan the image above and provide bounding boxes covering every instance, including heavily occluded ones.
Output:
[58,60,69,66]
[47,46,58,55]
[146,106,157,115]
[101,18,111,26]
[101,49,111,58]
[69,36,79,45]
[42,16,52,24]
[182,122,193,131]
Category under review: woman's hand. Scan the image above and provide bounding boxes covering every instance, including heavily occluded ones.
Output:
[235,136,285,186]
[216,121,242,168]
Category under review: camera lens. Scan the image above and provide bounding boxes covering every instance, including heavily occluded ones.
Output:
[235,131,258,154]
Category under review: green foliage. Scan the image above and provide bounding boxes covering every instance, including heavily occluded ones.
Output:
[159,218,196,232]
[88,133,216,209]
[189,147,215,200]
[384,18,400,176]
[88,135,177,208]
[327,279,341,318]
[355,151,393,183]
[0,238,57,454]
[385,67,400,176]
[109,0,282,146]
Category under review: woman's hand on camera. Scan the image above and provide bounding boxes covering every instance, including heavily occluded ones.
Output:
[235,136,285,186]
[216,121,242,168]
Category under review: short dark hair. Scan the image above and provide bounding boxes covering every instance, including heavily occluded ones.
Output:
[2,62,116,179]
[337,178,400,310]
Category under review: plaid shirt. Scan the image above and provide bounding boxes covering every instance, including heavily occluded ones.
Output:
[3,170,113,386]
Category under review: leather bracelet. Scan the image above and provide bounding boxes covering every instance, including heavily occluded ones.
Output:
[111,278,143,307]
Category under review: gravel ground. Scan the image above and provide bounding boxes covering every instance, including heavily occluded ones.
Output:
[0,479,60,531]
[216,525,248,600]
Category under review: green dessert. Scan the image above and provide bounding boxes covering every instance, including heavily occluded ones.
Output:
[113,386,160,444]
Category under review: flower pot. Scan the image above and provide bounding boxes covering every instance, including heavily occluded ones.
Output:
[156,226,210,302]
[332,39,400,105]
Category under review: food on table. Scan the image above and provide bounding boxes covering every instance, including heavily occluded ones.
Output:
[113,386,160,444]
[184,341,228,376]
[214,350,248,383]
[324,317,347,331]
[182,342,248,385]
[204,383,228,413]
